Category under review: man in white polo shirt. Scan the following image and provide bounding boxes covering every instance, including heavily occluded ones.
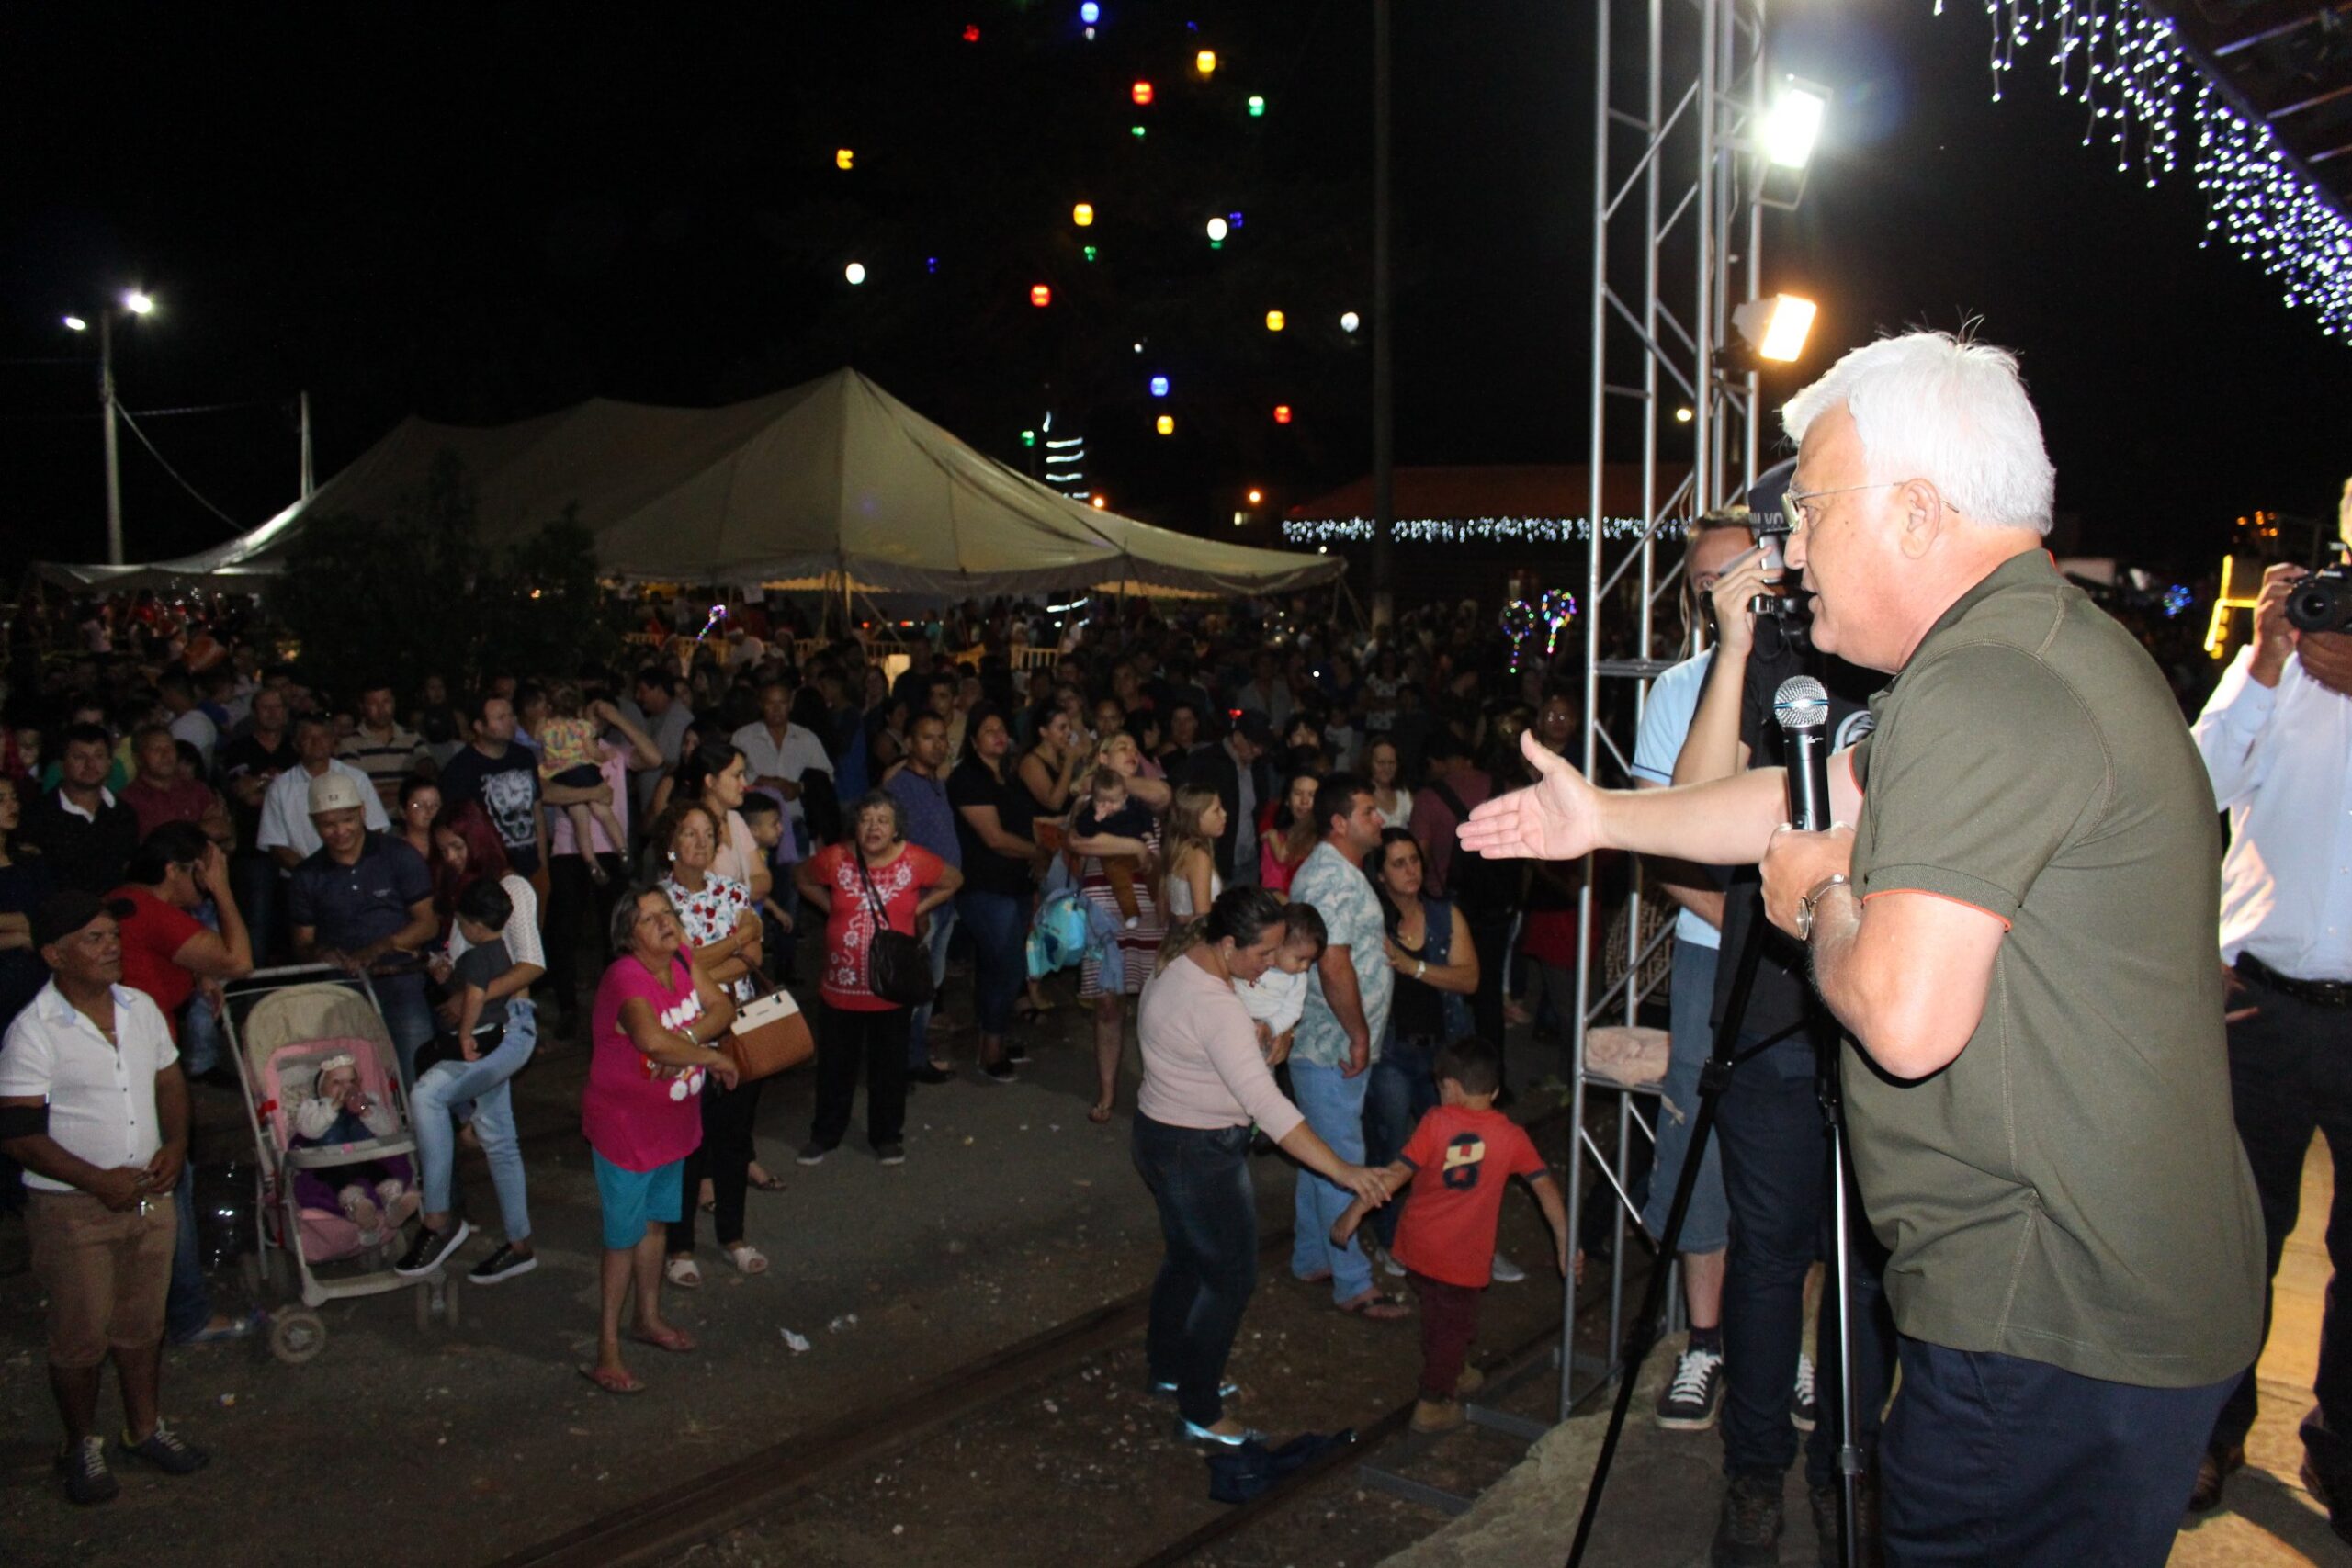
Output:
[0,891,212,1506]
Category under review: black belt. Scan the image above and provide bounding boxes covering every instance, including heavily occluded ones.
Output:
[2237,953,2352,1010]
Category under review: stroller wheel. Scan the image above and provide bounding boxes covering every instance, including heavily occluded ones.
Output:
[269,1309,326,1365]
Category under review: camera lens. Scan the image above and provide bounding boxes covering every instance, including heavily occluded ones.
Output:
[2287,576,2349,634]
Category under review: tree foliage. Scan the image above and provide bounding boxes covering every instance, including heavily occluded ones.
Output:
[270,451,631,701]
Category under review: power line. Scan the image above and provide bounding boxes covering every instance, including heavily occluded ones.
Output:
[114,406,245,530]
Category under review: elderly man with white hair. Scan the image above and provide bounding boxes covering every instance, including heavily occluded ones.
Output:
[1463,331,2261,1565]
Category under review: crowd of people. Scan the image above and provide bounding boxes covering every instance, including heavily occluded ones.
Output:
[0,332,2345,1568]
[0,588,1591,1494]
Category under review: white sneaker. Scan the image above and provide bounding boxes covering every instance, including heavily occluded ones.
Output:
[1490,1253,1528,1284]
[1368,1242,1407,1279]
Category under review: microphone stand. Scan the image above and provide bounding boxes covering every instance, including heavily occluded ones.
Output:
[1814,997,1865,1563]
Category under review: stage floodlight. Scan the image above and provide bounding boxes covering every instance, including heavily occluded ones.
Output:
[1732,295,1817,363]
[1763,84,1826,169]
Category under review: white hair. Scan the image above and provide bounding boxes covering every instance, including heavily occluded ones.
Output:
[1781,331,2056,536]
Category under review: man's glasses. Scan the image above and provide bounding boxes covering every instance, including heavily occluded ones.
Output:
[1780,479,1906,535]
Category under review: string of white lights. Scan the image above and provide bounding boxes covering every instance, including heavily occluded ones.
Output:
[1282,515,1681,544]
[1951,0,2352,343]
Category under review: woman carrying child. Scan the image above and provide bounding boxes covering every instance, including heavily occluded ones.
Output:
[652,800,770,1285]
[1068,732,1170,1124]
[394,804,544,1284]
[536,682,629,886]
[1133,885,1393,1447]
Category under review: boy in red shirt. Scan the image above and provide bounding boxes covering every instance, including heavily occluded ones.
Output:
[1333,1036,1572,1433]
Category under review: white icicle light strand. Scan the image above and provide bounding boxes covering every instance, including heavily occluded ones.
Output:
[1948,0,2352,342]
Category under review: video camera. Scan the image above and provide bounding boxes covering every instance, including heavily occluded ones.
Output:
[1748,521,1812,625]
[2287,564,2352,635]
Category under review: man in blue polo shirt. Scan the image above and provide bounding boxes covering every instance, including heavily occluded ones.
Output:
[288,773,437,1084]
[886,711,962,1083]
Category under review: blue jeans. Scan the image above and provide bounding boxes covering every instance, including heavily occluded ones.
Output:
[1364,1035,1440,1249]
[1639,939,1729,1252]
[377,973,436,1090]
[957,889,1028,1037]
[908,903,958,1065]
[1289,1058,1374,1304]
[1132,1115,1258,1427]
[1882,1337,2234,1565]
[165,1158,213,1343]
[409,1000,536,1241]
[175,901,224,1078]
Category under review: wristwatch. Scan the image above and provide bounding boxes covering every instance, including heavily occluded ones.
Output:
[1794,874,1850,942]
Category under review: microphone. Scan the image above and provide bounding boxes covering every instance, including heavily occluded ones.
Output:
[1773,675,1833,832]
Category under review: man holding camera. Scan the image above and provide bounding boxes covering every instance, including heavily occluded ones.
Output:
[2188,549,2352,1539]
[1668,488,1891,1566]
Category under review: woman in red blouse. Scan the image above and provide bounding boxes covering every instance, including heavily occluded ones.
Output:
[792,791,961,1167]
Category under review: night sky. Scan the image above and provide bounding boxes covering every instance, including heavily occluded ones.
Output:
[4,0,2346,579]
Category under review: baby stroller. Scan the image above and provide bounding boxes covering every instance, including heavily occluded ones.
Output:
[225,964,460,1363]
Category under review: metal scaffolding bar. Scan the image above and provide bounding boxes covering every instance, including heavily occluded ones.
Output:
[1563,0,1774,1422]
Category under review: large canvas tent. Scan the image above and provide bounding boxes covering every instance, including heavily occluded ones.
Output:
[39,368,1342,600]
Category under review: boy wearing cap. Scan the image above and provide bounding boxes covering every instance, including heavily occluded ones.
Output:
[0,891,212,1505]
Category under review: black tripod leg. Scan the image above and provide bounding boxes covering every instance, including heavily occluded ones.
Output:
[1813,1025,1861,1568]
[1565,912,1773,1568]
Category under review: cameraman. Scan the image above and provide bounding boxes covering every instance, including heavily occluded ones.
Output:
[1670,482,1893,1566]
[2188,555,2352,1536]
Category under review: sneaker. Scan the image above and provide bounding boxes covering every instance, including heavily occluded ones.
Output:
[1151,1377,1240,1401]
[469,1244,537,1284]
[875,1142,906,1166]
[1174,1416,1265,1449]
[56,1436,118,1506]
[1366,1241,1407,1279]
[1490,1253,1528,1284]
[981,1058,1016,1082]
[115,1419,209,1476]
[1711,1471,1783,1568]
[393,1219,471,1279]
[1005,1041,1030,1065]
[1656,1342,1727,1431]
[796,1141,831,1167]
[1791,1351,1818,1432]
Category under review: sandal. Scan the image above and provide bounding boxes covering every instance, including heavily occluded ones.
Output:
[1336,1289,1413,1321]
[724,1244,769,1276]
[579,1365,646,1395]
[631,1325,698,1353]
[747,1170,789,1193]
[663,1256,703,1290]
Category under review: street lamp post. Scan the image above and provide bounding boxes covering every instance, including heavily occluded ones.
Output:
[62,289,153,567]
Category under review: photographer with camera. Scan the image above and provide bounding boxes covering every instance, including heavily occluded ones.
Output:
[2187,544,2352,1538]
[1669,480,1893,1567]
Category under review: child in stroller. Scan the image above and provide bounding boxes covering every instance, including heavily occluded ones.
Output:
[290,1054,421,1247]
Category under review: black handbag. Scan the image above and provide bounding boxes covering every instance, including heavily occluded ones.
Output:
[856,852,934,1009]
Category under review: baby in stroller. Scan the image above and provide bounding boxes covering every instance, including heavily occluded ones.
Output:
[290,1054,421,1247]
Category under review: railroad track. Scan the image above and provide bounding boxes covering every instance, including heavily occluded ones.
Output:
[484,1110,1624,1568]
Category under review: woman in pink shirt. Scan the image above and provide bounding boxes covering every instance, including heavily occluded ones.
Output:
[1133,884,1391,1448]
[581,886,740,1394]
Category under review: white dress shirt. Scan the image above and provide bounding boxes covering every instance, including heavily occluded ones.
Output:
[256,759,392,859]
[730,721,833,831]
[0,982,179,1192]
[2192,644,2352,981]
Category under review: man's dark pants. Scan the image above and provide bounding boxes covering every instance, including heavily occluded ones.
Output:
[1882,1338,2233,1564]
[1716,1030,1893,1488]
[2211,970,2352,1490]
[1466,913,1512,1088]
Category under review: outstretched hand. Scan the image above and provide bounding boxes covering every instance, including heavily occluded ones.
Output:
[1456,730,1603,864]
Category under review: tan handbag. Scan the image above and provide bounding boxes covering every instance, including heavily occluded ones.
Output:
[723,964,814,1082]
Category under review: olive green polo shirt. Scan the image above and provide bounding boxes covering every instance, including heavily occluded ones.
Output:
[1847,549,2261,1388]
